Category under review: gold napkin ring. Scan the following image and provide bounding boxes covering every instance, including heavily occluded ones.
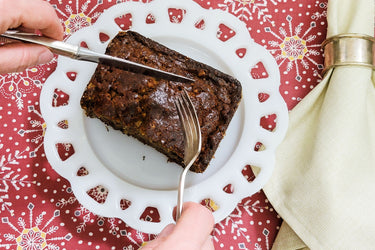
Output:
[322,33,375,74]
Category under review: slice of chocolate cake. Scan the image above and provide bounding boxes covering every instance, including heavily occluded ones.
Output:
[80,31,242,173]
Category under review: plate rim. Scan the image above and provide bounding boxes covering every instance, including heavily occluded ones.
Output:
[40,0,288,234]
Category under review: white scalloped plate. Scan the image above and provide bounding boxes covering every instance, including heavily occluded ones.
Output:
[40,0,288,234]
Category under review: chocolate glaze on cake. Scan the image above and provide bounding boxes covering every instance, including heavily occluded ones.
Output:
[80,31,242,173]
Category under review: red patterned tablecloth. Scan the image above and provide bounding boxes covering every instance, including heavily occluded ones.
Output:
[0,0,327,249]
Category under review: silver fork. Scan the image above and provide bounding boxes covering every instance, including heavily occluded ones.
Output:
[174,89,202,221]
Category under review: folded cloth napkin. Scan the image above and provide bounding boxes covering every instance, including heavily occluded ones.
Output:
[263,0,375,248]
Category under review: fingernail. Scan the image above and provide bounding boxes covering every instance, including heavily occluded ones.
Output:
[37,50,54,65]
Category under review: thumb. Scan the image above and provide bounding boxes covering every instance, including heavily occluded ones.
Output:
[157,223,176,238]
[0,43,53,74]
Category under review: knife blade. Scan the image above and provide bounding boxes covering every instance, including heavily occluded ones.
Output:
[1,30,194,82]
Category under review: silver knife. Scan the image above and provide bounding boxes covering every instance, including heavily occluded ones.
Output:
[0,30,194,82]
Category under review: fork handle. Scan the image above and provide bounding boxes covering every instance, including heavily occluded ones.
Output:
[176,168,188,221]
[176,160,195,222]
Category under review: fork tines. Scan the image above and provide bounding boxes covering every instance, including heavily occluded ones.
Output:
[175,90,201,164]
[176,91,194,141]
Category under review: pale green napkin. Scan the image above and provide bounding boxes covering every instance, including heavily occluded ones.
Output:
[263,0,375,248]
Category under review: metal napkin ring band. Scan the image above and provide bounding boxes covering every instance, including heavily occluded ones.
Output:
[322,33,375,74]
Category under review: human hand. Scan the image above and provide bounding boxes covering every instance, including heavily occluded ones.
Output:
[141,202,215,250]
[0,0,63,74]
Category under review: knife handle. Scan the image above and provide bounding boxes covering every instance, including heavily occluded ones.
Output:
[0,30,80,59]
